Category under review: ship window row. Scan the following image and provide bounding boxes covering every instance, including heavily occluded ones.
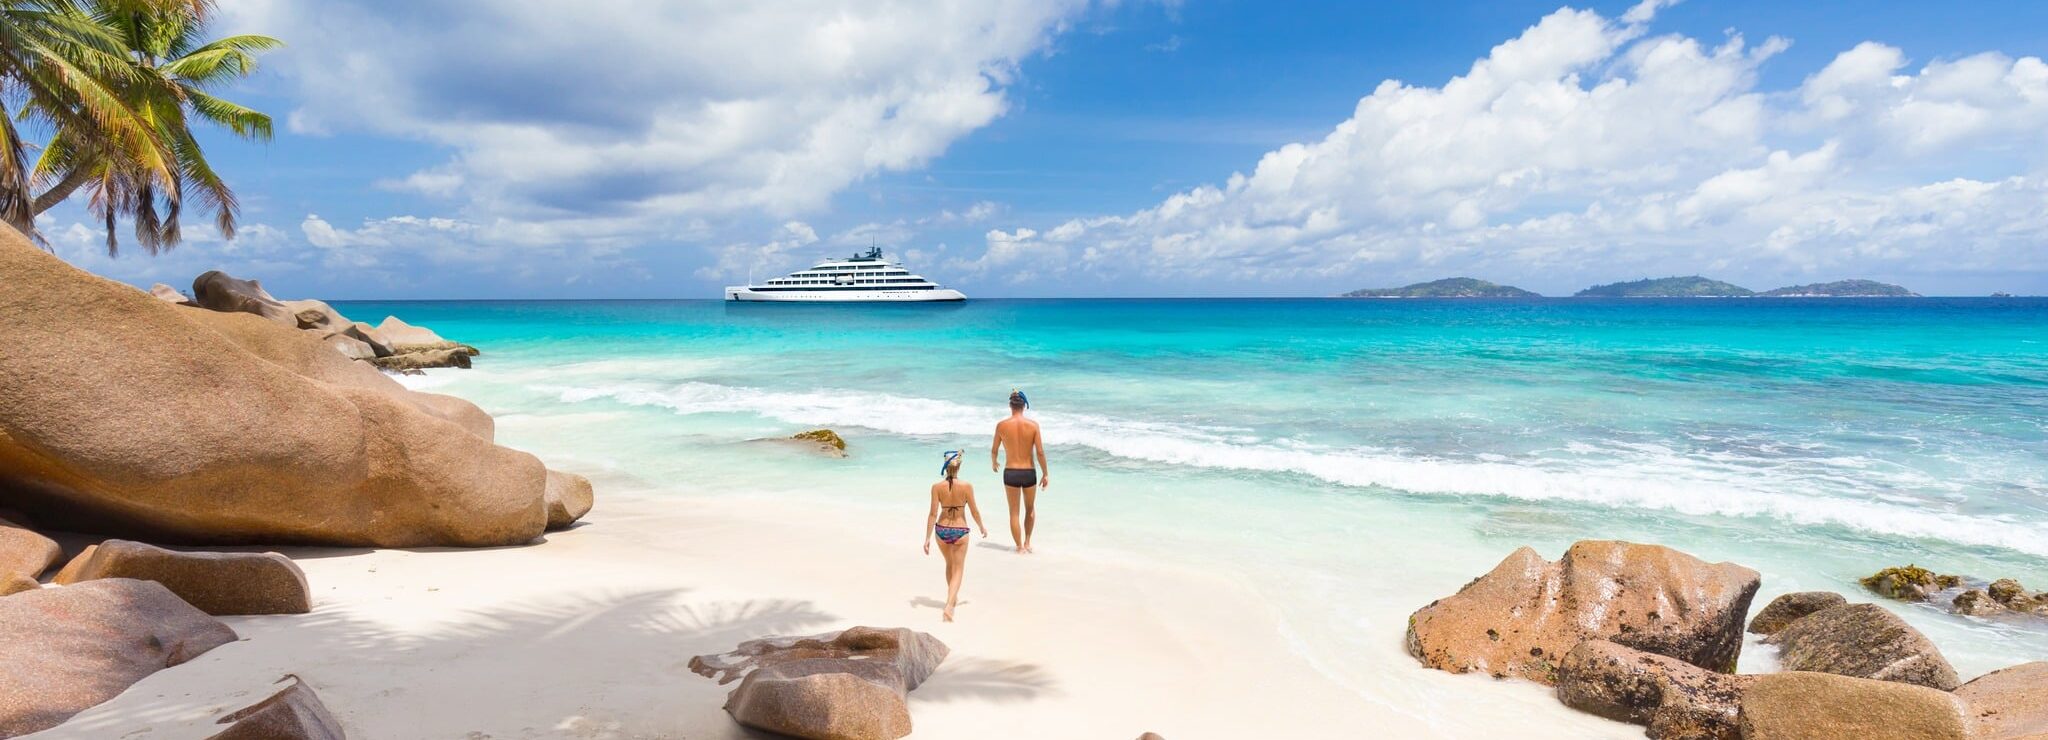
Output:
[770,279,931,285]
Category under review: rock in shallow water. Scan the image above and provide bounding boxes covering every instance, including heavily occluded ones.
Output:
[53,539,311,615]
[1736,671,1971,740]
[0,579,238,736]
[1860,564,1961,602]
[1405,540,1760,683]
[691,626,949,740]
[1745,591,1846,635]
[1955,661,2048,740]
[1555,640,1752,740]
[1761,603,1960,690]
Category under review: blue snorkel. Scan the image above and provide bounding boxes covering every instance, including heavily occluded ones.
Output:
[941,450,961,476]
[1011,389,1030,409]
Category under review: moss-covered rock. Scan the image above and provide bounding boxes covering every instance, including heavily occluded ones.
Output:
[793,429,846,451]
[1860,565,1960,601]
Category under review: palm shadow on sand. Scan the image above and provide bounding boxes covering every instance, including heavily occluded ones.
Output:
[50,587,840,738]
[913,656,1058,704]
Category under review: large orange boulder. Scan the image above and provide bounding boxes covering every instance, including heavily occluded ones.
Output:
[53,539,311,615]
[1406,541,1760,683]
[0,578,238,736]
[0,515,59,581]
[545,470,595,531]
[1737,671,1971,740]
[0,225,550,547]
[1957,661,2048,739]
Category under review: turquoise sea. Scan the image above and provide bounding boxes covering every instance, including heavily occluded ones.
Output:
[341,297,2048,699]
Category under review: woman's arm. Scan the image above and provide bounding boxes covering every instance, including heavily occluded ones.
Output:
[924,486,938,554]
[966,485,988,537]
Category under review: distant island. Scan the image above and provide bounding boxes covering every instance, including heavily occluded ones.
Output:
[1343,277,1539,298]
[1758,279,1918,297]
[1575,276,1753,298]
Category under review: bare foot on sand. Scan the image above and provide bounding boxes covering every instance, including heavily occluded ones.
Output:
[942,604,956,622]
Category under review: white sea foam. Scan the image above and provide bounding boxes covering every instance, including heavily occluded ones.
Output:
[551,381,2048,558]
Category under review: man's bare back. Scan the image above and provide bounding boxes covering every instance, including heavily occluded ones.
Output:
[991,392,1047,553]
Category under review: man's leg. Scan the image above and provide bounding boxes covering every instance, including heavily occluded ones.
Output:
[1006,486,1024,552]
[1022,485,1037,553]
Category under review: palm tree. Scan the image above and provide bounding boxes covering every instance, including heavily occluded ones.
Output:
[32,0,277,254]
[0,0,175,238]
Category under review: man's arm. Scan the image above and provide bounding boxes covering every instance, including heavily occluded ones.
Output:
[1034,425,1049,488]
[990,424,1003,473]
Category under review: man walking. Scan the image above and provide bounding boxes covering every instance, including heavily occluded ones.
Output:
[991,390,1048,554]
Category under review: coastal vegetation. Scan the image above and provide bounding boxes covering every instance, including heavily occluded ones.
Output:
[1575,276,1755,298]
[1759,279,1919,297]
[0,0,276,253]
[1342,277,1539,298]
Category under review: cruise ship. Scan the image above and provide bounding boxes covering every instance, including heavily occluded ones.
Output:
[724,247,966,302]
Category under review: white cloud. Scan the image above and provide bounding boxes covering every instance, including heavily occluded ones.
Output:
[697,221,822,280]
[225,0,1093,240]
[982,3,2048,290]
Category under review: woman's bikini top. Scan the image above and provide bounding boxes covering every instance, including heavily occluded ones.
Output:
[939,478,967,517]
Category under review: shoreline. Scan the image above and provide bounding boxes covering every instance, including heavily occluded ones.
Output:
[33,482,1635,739]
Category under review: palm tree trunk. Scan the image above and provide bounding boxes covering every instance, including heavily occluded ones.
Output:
[32,165,96,215]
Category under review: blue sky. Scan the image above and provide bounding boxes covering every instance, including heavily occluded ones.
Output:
[42,0,2048,298]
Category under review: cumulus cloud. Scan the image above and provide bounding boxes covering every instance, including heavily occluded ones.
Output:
[980,2,2048,290]
[697,221,823,281]
[223,0,1092,240]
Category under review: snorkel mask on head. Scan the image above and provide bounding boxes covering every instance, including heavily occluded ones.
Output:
[940,450,962,475]
[1010,389,1030,409]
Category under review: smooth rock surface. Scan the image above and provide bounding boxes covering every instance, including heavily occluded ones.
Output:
[375,316,447,347]
[0,516,59,580]
[1,574,37,595]
[1956,661,2048,740]
[284,299,349,331]
[1761,603,1960,690]
[1736,671,1971,740]
[207,675,346,740]
[691,627,949,740]
[0,228,549,547]
[544,470,595,531]
[191,270,295,326]
[1745,591,1845,635]
[1405,541,1761,683]
[53,539,311,615]
[149,283,192,305]
[1556,640,1752,740]
[0,579,238,736]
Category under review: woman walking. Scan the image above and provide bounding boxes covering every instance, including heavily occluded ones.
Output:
[924,450,987,622]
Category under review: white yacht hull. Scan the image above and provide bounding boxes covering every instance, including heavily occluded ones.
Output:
[725,287,966,302]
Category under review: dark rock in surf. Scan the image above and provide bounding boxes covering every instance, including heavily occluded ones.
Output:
[1555,639,1752,739]
[1761,603,1960,690]
[1746,592,1846,635]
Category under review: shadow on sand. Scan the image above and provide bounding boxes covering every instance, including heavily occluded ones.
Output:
[915,656,1058,703]
[46,588,840,738]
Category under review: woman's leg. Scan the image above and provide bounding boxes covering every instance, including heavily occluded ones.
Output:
[942,540,966,621]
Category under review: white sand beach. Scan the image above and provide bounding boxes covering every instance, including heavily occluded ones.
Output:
[31,476,1635,739]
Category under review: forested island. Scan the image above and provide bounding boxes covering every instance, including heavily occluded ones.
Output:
[1575,276,1754,297]
[1758,280,1918,297]
[1342,277,1540,298]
